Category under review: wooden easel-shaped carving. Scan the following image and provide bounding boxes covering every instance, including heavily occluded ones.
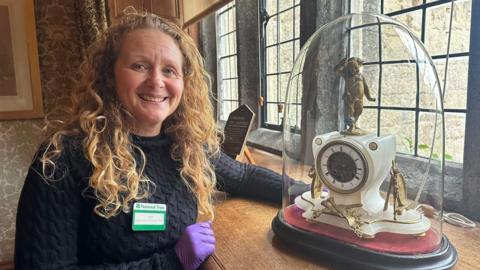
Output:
[222,104,256,164]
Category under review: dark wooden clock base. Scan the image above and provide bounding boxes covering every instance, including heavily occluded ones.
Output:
[272,210,458,270]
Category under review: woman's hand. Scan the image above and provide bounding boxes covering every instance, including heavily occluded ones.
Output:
[175,221,216,270]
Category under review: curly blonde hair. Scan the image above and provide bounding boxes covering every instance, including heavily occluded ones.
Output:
[41,10,220,219]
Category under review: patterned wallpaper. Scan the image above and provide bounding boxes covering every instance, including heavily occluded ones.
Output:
[0,121,43,261]
[0,0,87,263]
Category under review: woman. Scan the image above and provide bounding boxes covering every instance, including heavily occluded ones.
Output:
[14,10,285,270]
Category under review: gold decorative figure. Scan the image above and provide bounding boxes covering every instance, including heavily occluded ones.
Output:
[308,166,323,199]
[383,161,410,220]
[317,198,370,238]
[335,57,376,135]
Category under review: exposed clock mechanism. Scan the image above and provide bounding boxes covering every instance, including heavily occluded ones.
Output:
[316,140,368,194]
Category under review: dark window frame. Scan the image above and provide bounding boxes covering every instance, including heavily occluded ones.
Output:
[259,0,301,131]
[216,3,240,122]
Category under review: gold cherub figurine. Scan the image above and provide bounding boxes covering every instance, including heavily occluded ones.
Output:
[335,57,376,135]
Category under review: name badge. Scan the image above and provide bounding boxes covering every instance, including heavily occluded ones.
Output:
[132,202,166,231]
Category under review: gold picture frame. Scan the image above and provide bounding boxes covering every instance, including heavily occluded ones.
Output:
[0,0,43,120]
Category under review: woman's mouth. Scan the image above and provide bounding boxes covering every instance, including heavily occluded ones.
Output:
[138,94,168,102]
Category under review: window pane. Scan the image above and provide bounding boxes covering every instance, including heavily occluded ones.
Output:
[222,78,238,100]
[380,110,416,155]
[231,56,238,77]
[217,14,225,35]
[381,25,418,62]
[219,58,228,78]
[267,75,278,102]
[230,6,236,31]
[351,0,379,13]
[228,33,237,55]
[219,56,237,78]
[266,15,278,46]
[351,26,380,63]
[356,108,378,134]
[279,0,294,12]
[392,10,422,39]
[362,64,379,100]
[418,78,438,111]
[384,1,422,13]
[418,112,441,158]
[294,6,300,38]
[266,0,277,15]
[381,63,417,107]
[266,47,278,74]
[433,57,468,110]
[294,39,300,60]
[218,36,227,57]
[279,42,293,73]
[266,103,280,125]
[219,79,228,99]
[221,101,238,121]
[419,112,465,163]
[279,73,290,103]
[425,1,472,56]
[279,9,294,43]
[286,72,302,104]
[287,103,301,130]
[444,112,465,163]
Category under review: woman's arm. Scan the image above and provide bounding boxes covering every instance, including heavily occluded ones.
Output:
[212,152,284,203]
[14,149,182,270]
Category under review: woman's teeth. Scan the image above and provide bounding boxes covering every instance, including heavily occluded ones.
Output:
[139,94,167,102]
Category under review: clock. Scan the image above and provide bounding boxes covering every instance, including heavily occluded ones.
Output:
[294,131,431,238]
[310,131,394,209]
[316,141,368,194]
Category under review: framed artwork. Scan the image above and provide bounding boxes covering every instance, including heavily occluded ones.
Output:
[0,0,43,120]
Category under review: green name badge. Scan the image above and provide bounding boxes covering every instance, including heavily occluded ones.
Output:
[132,202,166,231]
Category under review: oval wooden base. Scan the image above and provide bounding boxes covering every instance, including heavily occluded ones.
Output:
[272,211,458,270]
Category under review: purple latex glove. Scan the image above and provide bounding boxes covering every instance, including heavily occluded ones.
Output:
[175,221,215,270]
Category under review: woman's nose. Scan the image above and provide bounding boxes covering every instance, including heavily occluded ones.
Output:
[146,68,165,89]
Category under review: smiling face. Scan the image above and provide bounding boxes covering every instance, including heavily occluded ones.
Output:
[114,28,184,136]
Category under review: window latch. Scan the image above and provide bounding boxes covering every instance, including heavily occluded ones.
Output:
[260,9,270,24]
[258,96,264,107]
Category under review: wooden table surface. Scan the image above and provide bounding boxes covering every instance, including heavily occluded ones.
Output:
[202,196,480,270]
[201,148,480,270]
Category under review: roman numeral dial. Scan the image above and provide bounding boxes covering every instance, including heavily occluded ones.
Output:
[315,141,368,194]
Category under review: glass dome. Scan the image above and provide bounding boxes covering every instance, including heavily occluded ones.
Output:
[273,13,457,269]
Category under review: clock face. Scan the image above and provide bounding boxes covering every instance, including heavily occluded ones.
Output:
[315,141,368,194]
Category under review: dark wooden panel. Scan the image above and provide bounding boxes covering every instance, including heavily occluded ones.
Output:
[109,0,183,26]
[150,0,183,26]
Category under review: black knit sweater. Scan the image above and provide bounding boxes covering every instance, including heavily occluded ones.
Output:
[14,133,282,269]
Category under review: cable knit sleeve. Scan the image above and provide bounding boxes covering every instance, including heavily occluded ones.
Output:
[14,145,182,270]
[212,151,283,204]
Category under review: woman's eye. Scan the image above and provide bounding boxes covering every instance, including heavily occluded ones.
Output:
[163,67,177,77]
[131,63,148,71]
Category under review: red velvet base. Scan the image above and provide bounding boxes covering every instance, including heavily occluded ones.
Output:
[283,205,441,254]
